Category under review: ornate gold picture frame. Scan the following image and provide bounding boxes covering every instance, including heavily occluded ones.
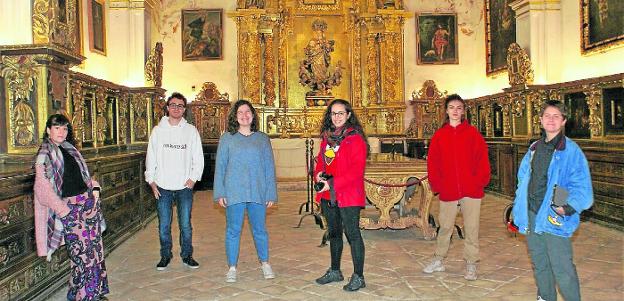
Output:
[181,9,223,61]
[580,0,624,54]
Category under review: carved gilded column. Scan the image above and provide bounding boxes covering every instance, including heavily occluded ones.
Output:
[586,85,603,138]
[94,87,107,146]
[231,11,263,105]
[502,104,511,137]
[380,32,399,104]
[118,92,129,144]
[130,93,148,143]
[145,42,163,88]
[484,105,493,138]
[277,8,292,108]
[350,11,363,107]
[70,80,84,148]
[263,33,276,106]
[379,12,409,105]
[365,34,380,106]
[528,90,545,137]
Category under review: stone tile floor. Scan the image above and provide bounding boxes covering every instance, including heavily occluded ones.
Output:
[50,190,623,300]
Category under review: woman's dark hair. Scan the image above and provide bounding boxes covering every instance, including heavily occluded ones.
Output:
[442,93,466,124]
[226,99,259,134]
[320,99,368,142]
[165,92,188,117]
[42,113,76,145]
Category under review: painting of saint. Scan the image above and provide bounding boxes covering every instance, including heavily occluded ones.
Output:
[485,0,516,74]
[416,13,458,65]
[182,9,223,61]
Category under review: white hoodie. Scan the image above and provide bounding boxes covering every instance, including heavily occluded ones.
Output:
[145,116,204,190]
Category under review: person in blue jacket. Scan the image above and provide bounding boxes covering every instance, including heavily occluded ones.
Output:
[214,99,277,283]
[512,100,593,301]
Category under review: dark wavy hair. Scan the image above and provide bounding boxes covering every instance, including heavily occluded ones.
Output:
[442,93,466,125]
[227,99,259,134]
[165,92,188,117]
[42,113,76,146]
[320,99,368,142]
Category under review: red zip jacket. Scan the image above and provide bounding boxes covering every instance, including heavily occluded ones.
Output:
[314,130,367,207]
[427,120,490,202]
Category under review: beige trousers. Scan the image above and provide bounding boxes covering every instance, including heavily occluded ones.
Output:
[433,197,481,263]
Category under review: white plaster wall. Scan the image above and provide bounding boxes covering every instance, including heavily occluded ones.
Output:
[559,0,624,82]
[158,0,238,101]
[72,1,147,87]
[72,0,111,81]
[0,0,33,45]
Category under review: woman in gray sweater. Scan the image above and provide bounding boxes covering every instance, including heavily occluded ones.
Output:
[214,99,278,283]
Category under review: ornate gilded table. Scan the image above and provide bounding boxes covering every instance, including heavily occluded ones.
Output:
[360,153,436,240]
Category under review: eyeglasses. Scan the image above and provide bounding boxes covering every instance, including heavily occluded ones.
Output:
[331,111,347,117]
[168,103,186,110]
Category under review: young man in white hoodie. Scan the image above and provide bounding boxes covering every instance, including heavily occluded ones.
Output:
[145,92,204,270]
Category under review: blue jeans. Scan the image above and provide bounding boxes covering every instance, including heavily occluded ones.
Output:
[157,187,194,259]
[225,202,269,266]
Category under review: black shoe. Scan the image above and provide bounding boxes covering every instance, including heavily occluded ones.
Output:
[156,257,171,271]
[315,269,344,285]
[182,256,200,269]
[343,274,366,291]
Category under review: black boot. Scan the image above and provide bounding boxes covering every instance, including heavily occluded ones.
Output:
[315,269,344,284]
[343,273,366,291]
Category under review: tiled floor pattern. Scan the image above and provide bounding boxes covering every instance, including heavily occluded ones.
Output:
[49,190,623,300]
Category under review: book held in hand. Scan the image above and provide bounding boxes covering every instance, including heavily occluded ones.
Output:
[551,185,569,207]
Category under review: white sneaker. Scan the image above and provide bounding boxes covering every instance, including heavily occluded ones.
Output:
[464,263,477,281]
[537,297,546,301]
[226,267,237,283]
[423,259,445,274]
[261,263,275,279]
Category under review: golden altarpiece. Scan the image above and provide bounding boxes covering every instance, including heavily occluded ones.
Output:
[230,0,410,137]
[0,1,164,300]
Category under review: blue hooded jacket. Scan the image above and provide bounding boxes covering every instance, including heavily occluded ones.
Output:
[512,137,593,237]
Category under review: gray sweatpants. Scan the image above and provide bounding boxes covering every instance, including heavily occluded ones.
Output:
[527,211,581,301]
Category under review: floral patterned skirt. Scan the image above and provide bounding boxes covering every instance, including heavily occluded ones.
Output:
[62,192,109,301]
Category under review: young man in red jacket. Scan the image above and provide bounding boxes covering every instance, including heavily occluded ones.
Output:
[423,94,491,280]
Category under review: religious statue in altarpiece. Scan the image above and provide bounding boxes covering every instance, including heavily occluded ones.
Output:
[298,19,344,104]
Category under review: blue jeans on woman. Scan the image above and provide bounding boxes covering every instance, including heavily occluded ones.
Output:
[225,202,269,266]
[157,187,194,259]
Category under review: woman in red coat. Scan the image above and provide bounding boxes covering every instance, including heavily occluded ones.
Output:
[423,94,490,281]
[313,99,368,291]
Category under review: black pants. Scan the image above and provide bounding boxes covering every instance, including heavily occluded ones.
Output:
[321,199,365,277]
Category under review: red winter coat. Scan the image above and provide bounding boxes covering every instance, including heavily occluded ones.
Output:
[314,131,367,207]
[427,120,491,202]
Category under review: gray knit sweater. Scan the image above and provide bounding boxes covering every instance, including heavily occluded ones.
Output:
[213,131,277,205]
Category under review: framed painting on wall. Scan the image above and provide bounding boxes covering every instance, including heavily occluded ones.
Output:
[485,0,516,75]
[88,0,106,55]
[181,9,223,61]
[581,0,624,54]
[416,13,458,65]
